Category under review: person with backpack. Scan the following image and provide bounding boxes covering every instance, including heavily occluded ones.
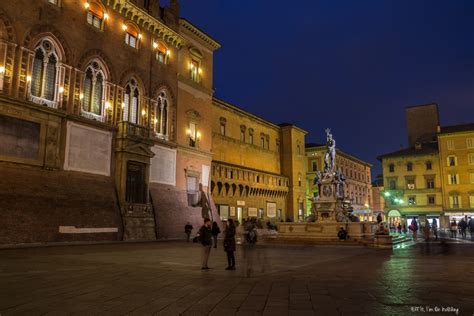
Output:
[224,219,236,270]
[198,218,213,270]
[211,221,221,248]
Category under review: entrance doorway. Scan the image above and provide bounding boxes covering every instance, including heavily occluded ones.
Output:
[126,161,147,204]
[237,207,242,223]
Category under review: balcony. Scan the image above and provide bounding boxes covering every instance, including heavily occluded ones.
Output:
[29,95,58,109]
[117,121,150,139]
[81,109,105,123]
[121,203,153,218]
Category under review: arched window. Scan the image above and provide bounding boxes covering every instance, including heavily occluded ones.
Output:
[82,60,105,120]
[154,91,169,138]
[30,39,59,107]
[155,41,169,64]
[124,23,140,48]
[123,79,139,124]
[87,1,105,29]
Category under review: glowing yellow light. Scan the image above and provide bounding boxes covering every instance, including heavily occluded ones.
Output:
[189,63,194,69]
[153,42,158,49]
[138,34,142,39]
[121,102,125,108]
[105,101,111,109]
[153,118,158,124]
[58,86,64,93]
[103,13,109,20]
[166,50,170,56]
[79,93,84,100]
[0,66,5,74]
[186,128,191,135]
[26,75,32,82]
[122,24,127,31]
[198,68,202,74]
[141,109,146,116]
[196,131,201,139]
[84,2,90,9]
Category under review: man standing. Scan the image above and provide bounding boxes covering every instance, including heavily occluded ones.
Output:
[184,222,193,242]
[468,217,474,240]
[199,218,213,270]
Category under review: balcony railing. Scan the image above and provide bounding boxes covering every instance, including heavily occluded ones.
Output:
[118,121,150,139]
[121,203,153,217]
[81,109,105,122]
[29,95,58,109]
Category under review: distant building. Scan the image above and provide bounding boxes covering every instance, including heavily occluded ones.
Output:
[371,175,385,218]
[378,103,474,228]
[210,98,307,223]
[305,144,372,219]
[438,124,474,221]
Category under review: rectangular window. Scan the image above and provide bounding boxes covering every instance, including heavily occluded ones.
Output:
[469,153,474,165]
[426,161,432,170]
[427,195,435,205]
[470,195,474,208]
[190,60,200,82]
[240,130,245,142]
[258,208,264,219]
[227,170,233,179]
[125,161,147,204]
[447,139,455,150]
[450,195,460,208]
[426,178,435,189]
[407,163,413,171]
[249,134,253,144]
[260,136,265,148]
[87,12,102,29]
[448,174,459,185]
[312,161,317,172]
[125,33,137,48]
[470,173,474,184]
[298,202,304,221]
[189,122,197,147]
[448,156,457,166]
[408,196,416,205]
[406,177,415,190]
[389,164,395,172]
[467,138,474,149]
[186,176,200,207]
[220,123,225,136]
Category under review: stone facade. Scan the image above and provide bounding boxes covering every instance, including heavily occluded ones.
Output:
[0,0,220,243]
[306,144,372,215]
[406,103,439,146]
[210,99,307,223]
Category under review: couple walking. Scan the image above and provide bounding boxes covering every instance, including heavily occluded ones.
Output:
[198,218,236,271]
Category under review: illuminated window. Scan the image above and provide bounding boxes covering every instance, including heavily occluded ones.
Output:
[82,60,105,119]
[155,41,169,64]
[449,194,460,208]
[467,138,474,149]
[87,2,105,30]
[31,39,59,106]
[188,121,197,147]
[124,23,139,48]
[123,79,140,124]
[154,91,169,138]
[448,174,459,185]
[190,59,200,82]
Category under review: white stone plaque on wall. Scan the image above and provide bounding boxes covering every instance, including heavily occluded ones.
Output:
[267,202,277,218]
[64,122,112,176]
[150,145,176,186]
[248,207,258,217]
[202,164,210,186]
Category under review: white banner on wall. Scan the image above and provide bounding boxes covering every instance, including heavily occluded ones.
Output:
[64,122,112,176]
[267,202,277,218]
[202,164,210,186]
[248,207,258,217]
[150,145,176,186]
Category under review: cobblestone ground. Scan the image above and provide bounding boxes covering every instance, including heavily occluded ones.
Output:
[0,240,473,316]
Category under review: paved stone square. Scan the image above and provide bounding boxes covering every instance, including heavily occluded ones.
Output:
[0,241,473,315]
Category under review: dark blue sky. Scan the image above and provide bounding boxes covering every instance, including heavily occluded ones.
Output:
[181,0,474,176]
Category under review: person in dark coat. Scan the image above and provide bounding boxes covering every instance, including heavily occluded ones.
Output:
[224,219,236,270]
[211,221,221,248]
[199,218,213,270]
[184,222,193,242]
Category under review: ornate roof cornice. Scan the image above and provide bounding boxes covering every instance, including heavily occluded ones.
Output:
[180,19,221,51]
[106,0,185,49]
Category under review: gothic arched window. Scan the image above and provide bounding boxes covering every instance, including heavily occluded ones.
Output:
[31,39,59,105]
[82,60,105,118]
[123,79,139,124]
[154,91,169,138]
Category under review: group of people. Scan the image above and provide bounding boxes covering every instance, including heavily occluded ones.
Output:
[409,218,438,241]
[449,217,474,239]
[185,219,237,271]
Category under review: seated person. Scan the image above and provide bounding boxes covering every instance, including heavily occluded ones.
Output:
[338,227,348,240]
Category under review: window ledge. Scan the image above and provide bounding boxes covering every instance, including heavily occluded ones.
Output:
[80,109,105,123]
[30,95,58,109]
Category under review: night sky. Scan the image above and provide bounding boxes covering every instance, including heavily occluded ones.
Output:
[180,0,474,177]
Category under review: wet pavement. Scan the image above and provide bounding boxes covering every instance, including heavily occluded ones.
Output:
[0,240,473,315]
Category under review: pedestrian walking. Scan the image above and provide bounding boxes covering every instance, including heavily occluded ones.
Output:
[224,219,236,270]
[450,219,457,239]
[184,222,193,242]
[468,217,474,240]
[423,220,430,241]
[199,218,213,270]
[459,218,468,239]
[432,218,438,241]
[410,218,418,241]
[397,222,402,234]
[211,221,221,248]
